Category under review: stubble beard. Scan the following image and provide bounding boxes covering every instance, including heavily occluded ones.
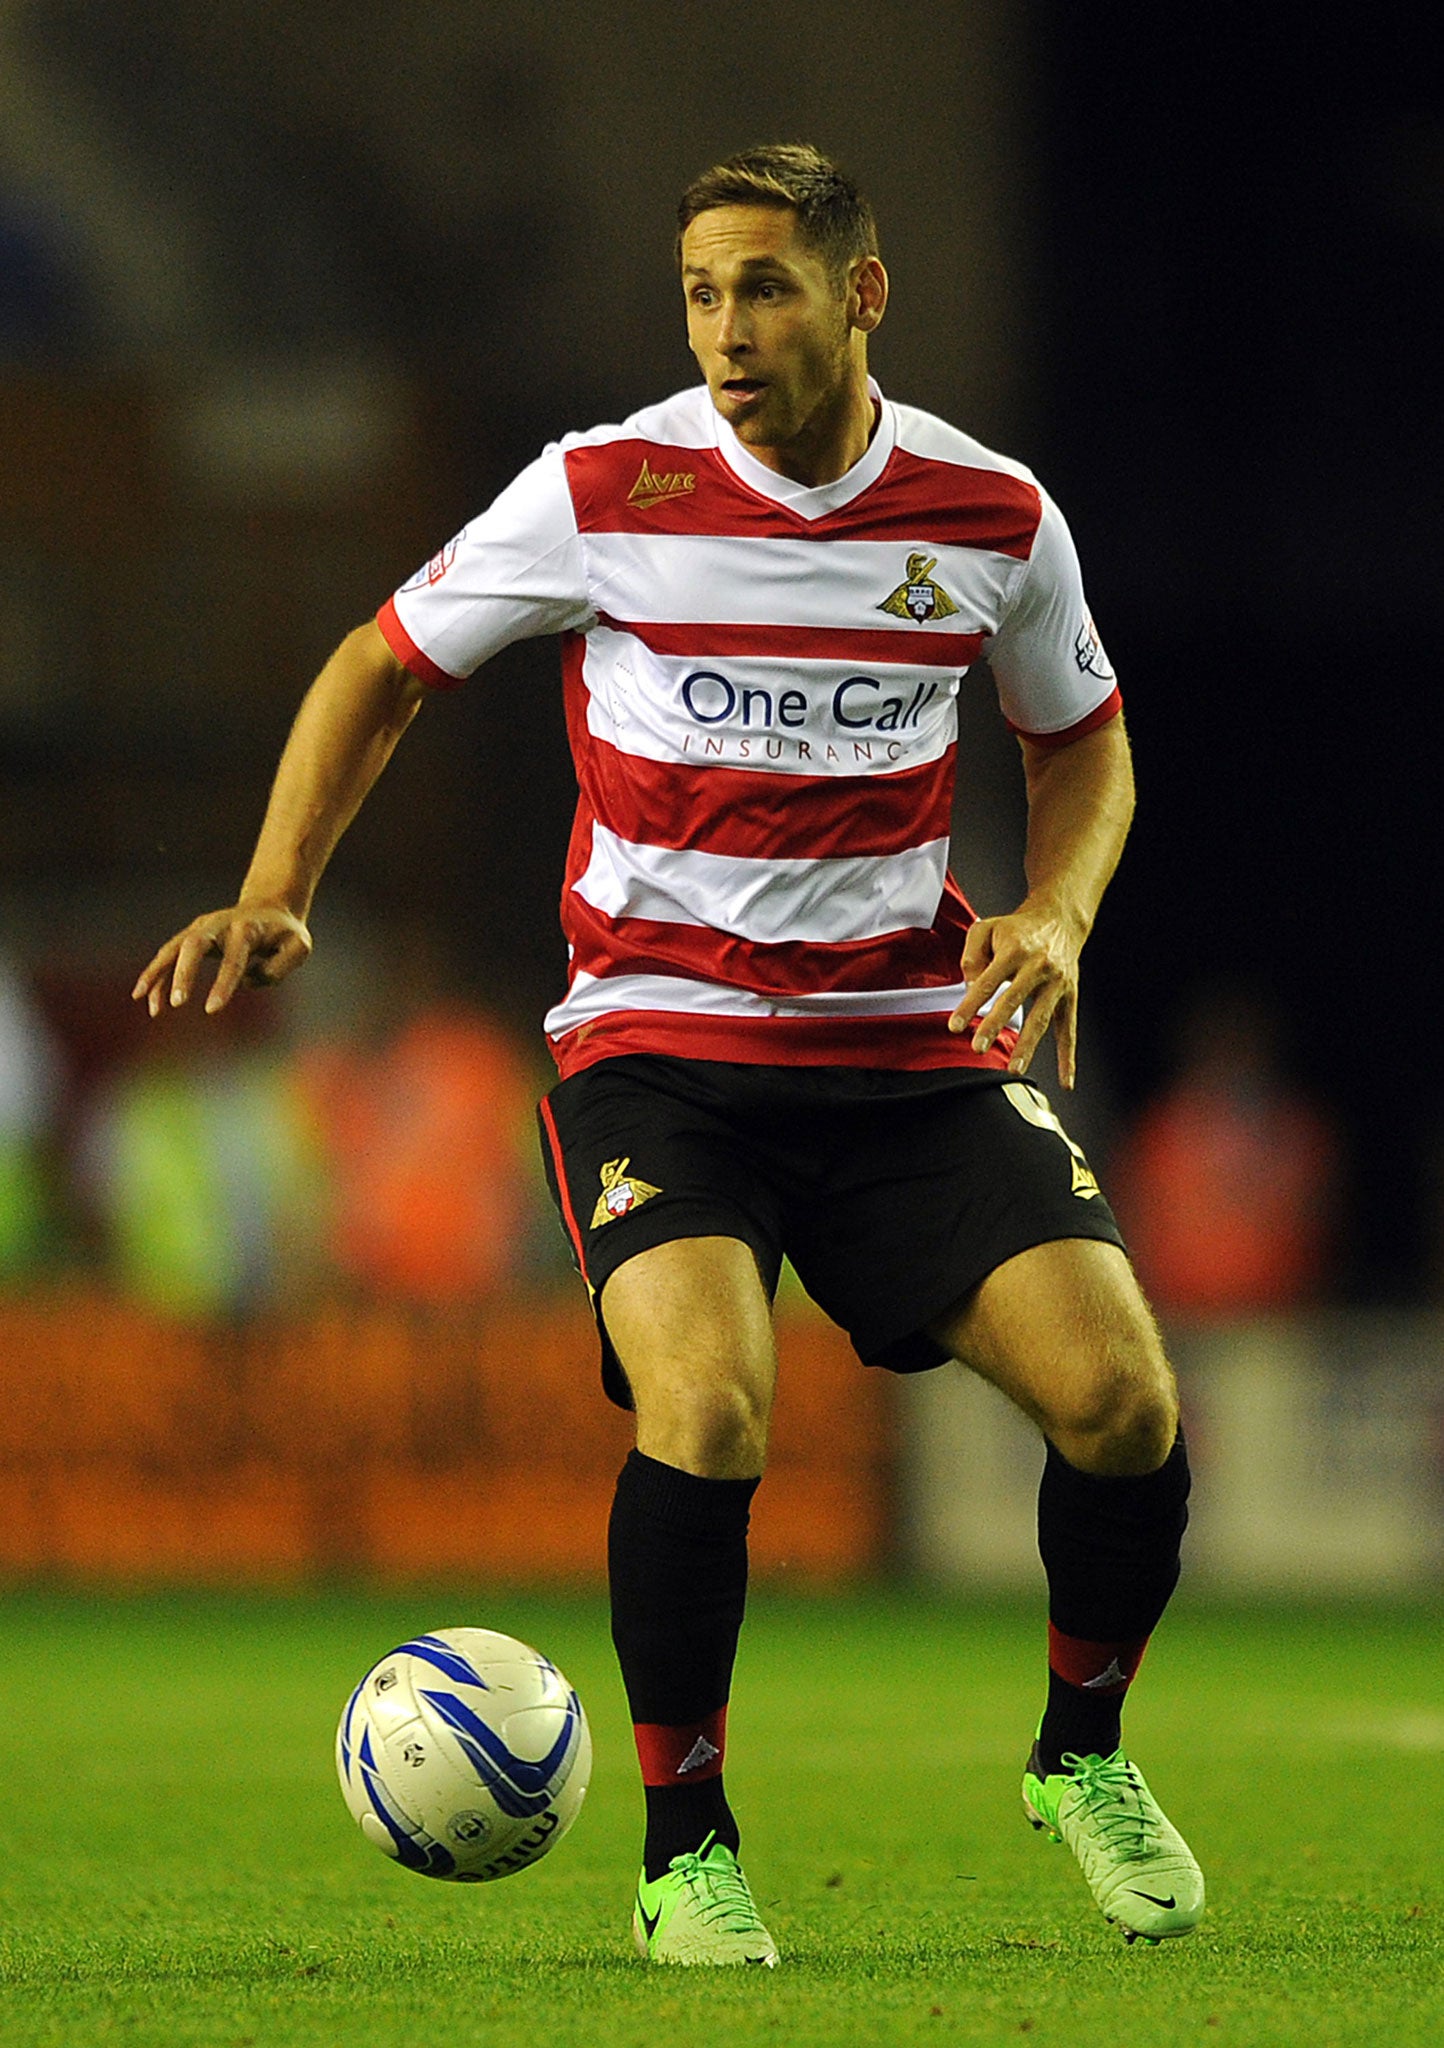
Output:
[732,310,855,456]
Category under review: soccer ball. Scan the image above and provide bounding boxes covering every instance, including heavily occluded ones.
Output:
[335,1627,591,1882]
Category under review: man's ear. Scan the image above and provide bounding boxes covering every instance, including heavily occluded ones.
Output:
[851,256,889,334]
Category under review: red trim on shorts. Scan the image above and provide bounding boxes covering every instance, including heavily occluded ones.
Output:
[1046,1623,1149,1696]
[551,1006,1017,1080]
[376,597,465,689]
[538,1095,590,1281]
[1010,688,1122,749]
[632,1706,728,1786]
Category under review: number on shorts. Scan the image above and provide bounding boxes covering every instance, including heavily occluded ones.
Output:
[1003,1081,1101,1200]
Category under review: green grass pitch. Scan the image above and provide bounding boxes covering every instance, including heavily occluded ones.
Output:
[0,1590,1438,2047]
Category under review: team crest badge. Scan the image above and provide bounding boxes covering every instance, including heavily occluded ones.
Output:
[877,553,960,623]
[590,1156,663,1228]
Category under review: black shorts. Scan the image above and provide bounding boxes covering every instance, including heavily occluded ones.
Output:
[537,1054,1125,1409]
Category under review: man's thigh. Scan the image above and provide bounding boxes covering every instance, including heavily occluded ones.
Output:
[927,1237,1178,1469]
[537,1054,787,1411]
[785,1074,1126,1375]
[602,1234,779,1479]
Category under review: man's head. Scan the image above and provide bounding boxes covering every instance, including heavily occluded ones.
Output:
[677,144,879,284]
[677,145,887,472]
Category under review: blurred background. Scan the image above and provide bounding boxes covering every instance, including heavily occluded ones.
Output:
[1,0,1439,1592]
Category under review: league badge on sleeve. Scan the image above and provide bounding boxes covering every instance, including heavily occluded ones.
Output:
[590,1157,663,1228]
[400,531,466,592]
[1073,612,1115,681]
[877,553,960,623]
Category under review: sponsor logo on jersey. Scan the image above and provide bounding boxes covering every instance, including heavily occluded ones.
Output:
[877,553,960,623]
[590,1156,663,1228]
[679,668,942,739]
[628,458,697,509]
[1073,612,1115,680]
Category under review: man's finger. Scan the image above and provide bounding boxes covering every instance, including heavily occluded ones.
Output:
[950,973,1005,1033]
[959,918,998,983]
[1052,988,1079,1090]
[245,927,311,989]
[167,931,210,1008]
[951,958,1025,1036]
[1005,984,1061,1075]
[205,921,257,1014]
[950,949,1019,1033]
[971,958,1047,1051]
[133,938,180,1005]
[136,945,181,1015]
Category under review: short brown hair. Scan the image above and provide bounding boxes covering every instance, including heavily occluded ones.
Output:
[677,143,879,279]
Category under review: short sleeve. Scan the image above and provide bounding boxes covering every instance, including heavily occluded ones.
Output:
[378,446,595,686]
[986,488,1121,746]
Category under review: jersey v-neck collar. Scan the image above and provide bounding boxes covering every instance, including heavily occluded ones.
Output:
[709,379,895,521]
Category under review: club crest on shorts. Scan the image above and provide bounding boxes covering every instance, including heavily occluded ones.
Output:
[590,1156,663,1228]
[876,553,960,623]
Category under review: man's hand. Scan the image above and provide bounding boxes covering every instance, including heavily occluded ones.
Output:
[948,900,1083,1088]
[132,619,423,1021]
[132,905,312,1017]
[950,718,1135,1090]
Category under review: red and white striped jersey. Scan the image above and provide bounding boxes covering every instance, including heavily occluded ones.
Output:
[377,383,1121,1079]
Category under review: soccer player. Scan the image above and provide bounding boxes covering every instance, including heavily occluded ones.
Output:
[136,145,1203,1965]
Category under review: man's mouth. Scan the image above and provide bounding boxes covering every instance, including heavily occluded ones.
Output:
[720,377,766,401]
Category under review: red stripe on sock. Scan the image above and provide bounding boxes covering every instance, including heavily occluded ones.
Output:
[1047,1623,1149,1696]
[633,1707,728,1786]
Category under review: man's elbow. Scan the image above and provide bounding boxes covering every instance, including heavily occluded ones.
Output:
[345,617,428,719]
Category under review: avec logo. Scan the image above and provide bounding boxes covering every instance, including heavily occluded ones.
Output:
[628,459,697,509]
[680,669,942,735]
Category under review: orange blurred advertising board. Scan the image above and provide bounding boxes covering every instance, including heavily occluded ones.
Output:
[0,1292,889,1584]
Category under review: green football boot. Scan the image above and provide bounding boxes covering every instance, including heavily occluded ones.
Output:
[1023,1744,1205,1944]
[632,1833,779,1967]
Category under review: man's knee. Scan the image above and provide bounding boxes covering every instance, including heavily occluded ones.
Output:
[936,1240,1180,1477]
[1049,1336,1179,1476]
[634,1371,773,1479]
[601,1236,778,1480]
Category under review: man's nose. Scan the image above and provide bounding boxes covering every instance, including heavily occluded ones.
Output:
[716,300,752,355]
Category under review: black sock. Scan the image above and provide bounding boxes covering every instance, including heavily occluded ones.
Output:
[1034,1433,1191,1775]
[608,1448,758,1879]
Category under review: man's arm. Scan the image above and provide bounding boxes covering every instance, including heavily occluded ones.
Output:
[133,619,427,1016]
[948,713,1135,1088]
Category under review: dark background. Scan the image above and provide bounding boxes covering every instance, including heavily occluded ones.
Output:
[2,1,1437,1296]
[1038,7,1439,1294]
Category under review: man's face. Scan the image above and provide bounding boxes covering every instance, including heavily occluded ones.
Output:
[682,206,857,452]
